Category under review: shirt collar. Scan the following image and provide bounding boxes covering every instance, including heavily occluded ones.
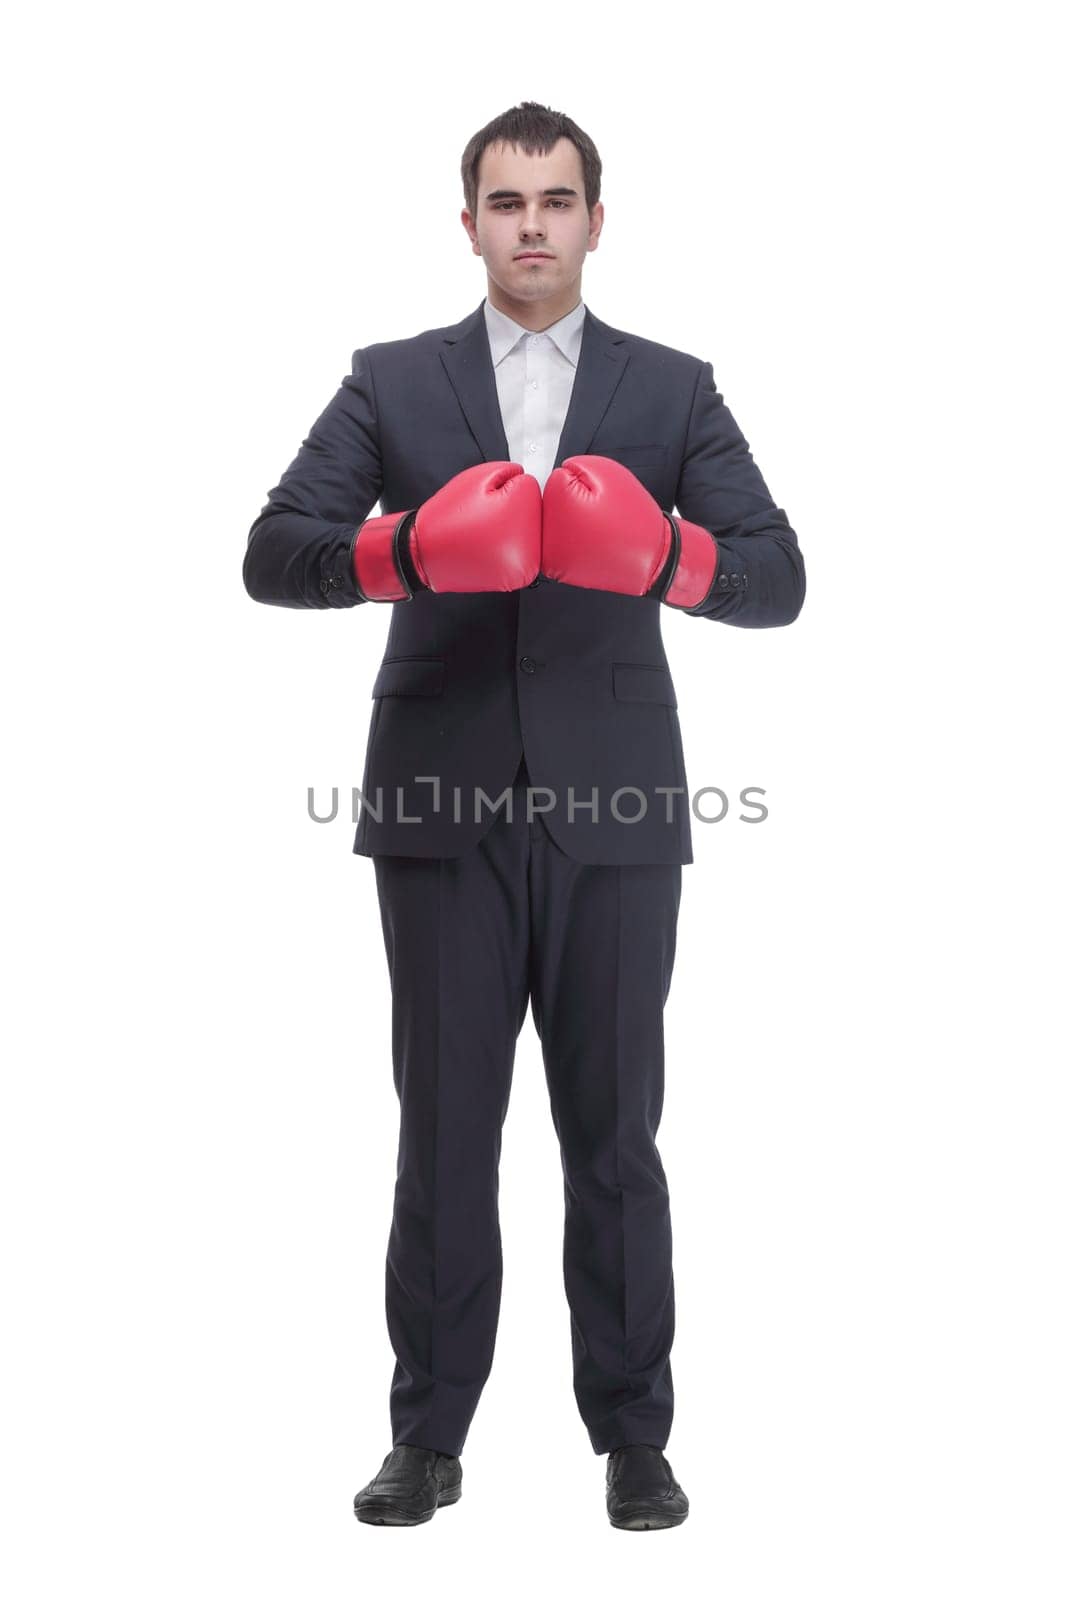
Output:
[483,295,586,368]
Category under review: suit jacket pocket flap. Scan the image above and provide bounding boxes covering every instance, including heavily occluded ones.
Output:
[371,657,446,698]
[612,662,678,707]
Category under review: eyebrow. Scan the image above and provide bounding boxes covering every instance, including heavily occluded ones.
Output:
[484,187,579,201]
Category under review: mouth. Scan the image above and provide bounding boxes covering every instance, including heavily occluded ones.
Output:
[515,253,554,261]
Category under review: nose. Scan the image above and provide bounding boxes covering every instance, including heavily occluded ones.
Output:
[519,207,547,238]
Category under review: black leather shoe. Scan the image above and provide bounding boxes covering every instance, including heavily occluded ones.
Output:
[353,1444,462,1526]
[606,1444,689,1530]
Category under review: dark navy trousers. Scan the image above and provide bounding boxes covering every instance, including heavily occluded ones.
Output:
[371,752,683,1456]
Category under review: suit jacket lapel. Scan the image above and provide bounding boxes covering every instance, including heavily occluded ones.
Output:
[439,301,631,470]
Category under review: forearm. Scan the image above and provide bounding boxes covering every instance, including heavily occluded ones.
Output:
[675,358,805,628]
[243,508,367,609]
[683,509,806,627]
[243,347,383,610]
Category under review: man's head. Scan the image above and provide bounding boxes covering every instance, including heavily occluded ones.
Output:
[460,101,604,324]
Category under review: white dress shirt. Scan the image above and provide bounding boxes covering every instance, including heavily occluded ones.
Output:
[482,296,587,492]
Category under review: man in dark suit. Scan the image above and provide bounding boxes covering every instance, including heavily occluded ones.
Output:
[243,100,805,1531]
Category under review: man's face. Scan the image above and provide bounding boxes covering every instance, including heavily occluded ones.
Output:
[461,138,603,316]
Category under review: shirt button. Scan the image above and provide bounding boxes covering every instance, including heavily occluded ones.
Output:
[519,655,536,674]
[528,442,538,452]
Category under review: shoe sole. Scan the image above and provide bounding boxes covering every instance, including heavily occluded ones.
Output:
[608,1499,688,1531]
[354,1485,462,1526]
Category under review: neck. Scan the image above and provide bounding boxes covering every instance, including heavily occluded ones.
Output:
[486,281,581,332]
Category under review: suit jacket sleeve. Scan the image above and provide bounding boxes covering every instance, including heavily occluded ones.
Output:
[243,348,384,609]
[674,360,805,627]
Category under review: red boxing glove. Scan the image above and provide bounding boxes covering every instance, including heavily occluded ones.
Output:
[541,455,719,610]
[353,461,541,601]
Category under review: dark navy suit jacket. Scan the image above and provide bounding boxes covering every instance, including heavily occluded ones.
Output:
[243,299,805,863]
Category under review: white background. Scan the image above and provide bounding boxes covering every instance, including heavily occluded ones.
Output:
[3,1,1063,1595]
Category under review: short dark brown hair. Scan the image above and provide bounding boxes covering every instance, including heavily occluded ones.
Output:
[460,100,602,219]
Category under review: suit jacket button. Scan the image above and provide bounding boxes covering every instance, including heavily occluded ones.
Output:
[519,655,536,674]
